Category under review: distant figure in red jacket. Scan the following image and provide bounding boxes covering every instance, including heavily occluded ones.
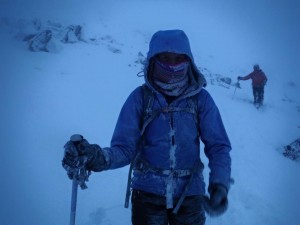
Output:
[238,64,268,108]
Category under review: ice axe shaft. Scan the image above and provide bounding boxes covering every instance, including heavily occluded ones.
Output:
[232,86,237,99]
[70,178,78,225]
[69,134,83,225]
[232,81,240,99]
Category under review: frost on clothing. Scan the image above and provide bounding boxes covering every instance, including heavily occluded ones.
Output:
[99,30,231,208]
[102,87,231,195]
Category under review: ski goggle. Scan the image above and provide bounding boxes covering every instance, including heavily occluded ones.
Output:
[156,52,189,66]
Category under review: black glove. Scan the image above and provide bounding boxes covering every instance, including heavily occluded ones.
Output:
[237,76,242,80]
[203,183,228,217]
[62,134,107,180]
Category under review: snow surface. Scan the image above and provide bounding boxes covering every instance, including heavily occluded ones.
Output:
[0,1,299,225]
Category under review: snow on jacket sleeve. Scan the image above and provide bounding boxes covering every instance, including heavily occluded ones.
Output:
[198,89,232,191]
[101,87,143,169]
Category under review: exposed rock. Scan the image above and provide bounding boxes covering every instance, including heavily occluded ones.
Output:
[28,30,52,52]
[283,138,300,161]
[135,51,146,65]
[62,25,83,43]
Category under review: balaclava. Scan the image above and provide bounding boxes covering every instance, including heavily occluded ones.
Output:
[152,59,189,96]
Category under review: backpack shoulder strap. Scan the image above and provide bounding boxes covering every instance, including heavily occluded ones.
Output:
[142,84,154,116]
[187,93,200,137]
[140,85,200,137]
[140,84,156,135]
[125,84,154,208]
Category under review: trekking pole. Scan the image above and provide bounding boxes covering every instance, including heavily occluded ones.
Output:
[69,134,89,225]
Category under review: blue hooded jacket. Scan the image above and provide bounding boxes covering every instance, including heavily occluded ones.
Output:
[101,30,231,207]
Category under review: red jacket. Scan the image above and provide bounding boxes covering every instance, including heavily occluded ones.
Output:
[240,69,268,87]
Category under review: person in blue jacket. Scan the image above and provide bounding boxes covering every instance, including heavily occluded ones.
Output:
[63,29,232,225]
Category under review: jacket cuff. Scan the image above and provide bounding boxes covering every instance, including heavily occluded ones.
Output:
[208,183,228,195]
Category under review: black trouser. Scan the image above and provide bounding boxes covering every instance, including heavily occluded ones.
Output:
[252,86,265,105]
[131,190,206,225]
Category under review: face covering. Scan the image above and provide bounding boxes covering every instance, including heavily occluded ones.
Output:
[152,59,189,96]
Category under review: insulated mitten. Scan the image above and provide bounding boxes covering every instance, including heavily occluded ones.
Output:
[203,183,228,217]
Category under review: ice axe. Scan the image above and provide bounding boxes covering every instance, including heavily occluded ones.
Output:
[68,134,91,225]
[70,175,78,225]
[232,80,241,99]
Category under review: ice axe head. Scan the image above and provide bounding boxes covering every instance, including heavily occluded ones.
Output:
[235,81,241,89]
[70,134,83,143]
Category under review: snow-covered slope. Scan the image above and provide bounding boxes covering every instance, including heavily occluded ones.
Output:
[1,1,299,225]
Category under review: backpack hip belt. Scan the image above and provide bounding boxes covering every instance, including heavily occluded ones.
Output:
[134,158,196,177]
